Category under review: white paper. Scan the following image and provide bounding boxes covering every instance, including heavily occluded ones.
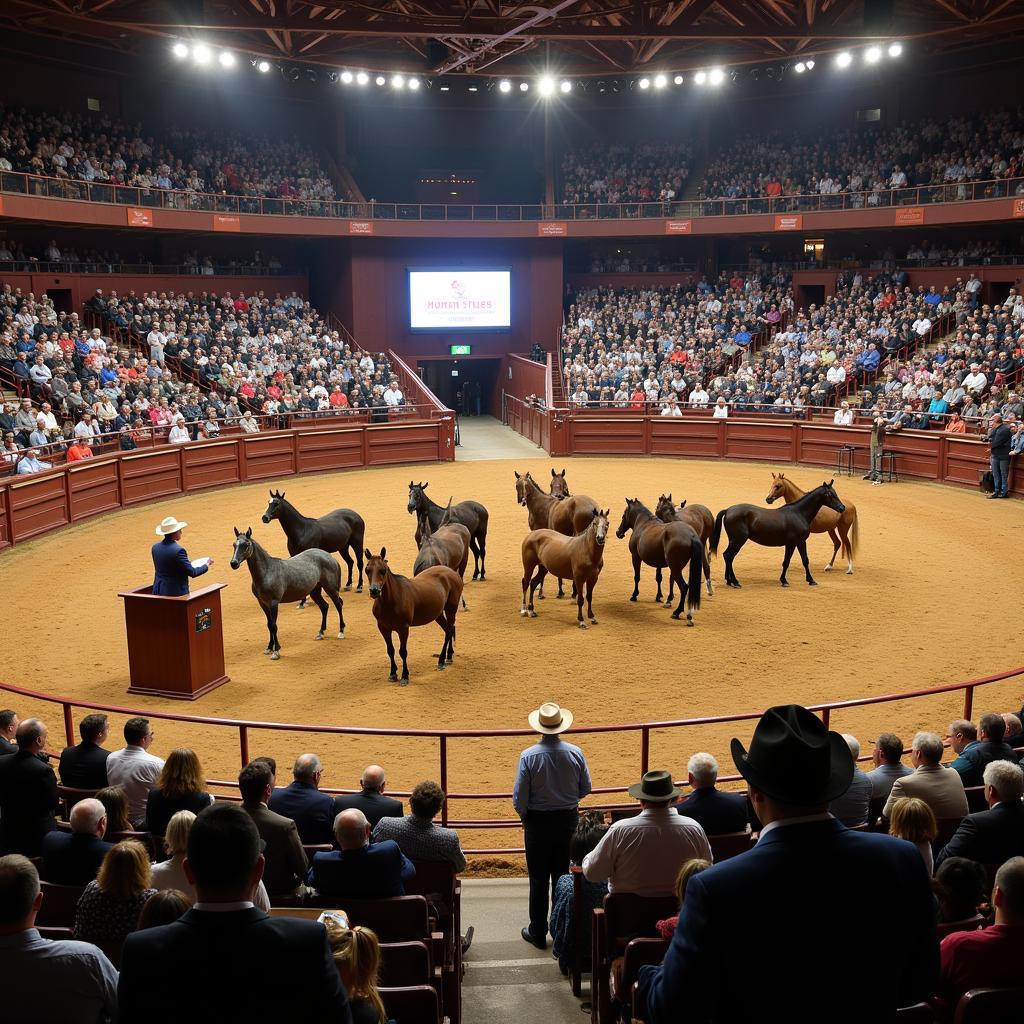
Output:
[190,557,210,569]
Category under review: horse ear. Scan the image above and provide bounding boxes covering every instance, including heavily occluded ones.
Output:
[379,546,387,559]
[233,526,239,537]
[364,547,373,560]
[551,468,556,477]
[245,527,252,538]
[827,478,835,487]
[771,473,776,479]
[514,471,521,479]
[679,499,687,509]
[409,480,414,488]
[422,482,428,490]
[279,492,285,500]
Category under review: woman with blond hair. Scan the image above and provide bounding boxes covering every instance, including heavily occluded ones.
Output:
[74,840,157,964]
[888,797,938,875]
[656,858,713,939]
[323,914,387,1024]
[145,747,213,838]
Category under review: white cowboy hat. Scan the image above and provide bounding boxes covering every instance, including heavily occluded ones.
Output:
[528,702,574,735]
[155,516,188,536]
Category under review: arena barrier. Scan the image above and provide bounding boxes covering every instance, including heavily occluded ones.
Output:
[2,666,1021,854]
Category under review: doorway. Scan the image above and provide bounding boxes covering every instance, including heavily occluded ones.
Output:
[46,289,73,316]
[419,358,501,416]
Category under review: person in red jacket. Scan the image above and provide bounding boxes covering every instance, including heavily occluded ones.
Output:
[66,438,93,463]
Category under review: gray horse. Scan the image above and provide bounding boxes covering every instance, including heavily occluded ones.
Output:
[230,527,346,660]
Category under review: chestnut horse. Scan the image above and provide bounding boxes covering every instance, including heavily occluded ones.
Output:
[616,499,703,624]
[710,481,846,588]
[654,493,715,597]
[520,508,610,628]
[408,482,489,580]
[765,473,859,574]
[364,547,462,684]
[414,500,471,610]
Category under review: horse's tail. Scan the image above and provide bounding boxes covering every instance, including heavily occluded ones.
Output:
[709,509,727,557]
[687,535,702,614]
[847,507,859,558]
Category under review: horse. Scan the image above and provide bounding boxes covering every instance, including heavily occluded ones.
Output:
[261,490,365,603]
[654,493,715,597]
[615,499,703,624]
[709,481,846,588]
[765,473,860,574]
[364,547,463,684]
[408,481,489,580]
[520,508,610,628]
[414,499,471,610]
[549,468,571,498]
[514,470,599,598]
[229,527,345,660]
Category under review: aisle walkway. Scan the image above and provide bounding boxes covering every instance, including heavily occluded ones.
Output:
[456,416,544,461]
[462,878,586,1024]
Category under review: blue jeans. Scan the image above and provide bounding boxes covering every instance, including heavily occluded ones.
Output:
[992,455,1009,496]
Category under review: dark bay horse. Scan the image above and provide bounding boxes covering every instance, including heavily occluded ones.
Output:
[616,499,703,624]
[364,547,463,684]
[710,481,846,588]
[654,493,715,597]
[765,473,860,575]
[261,489,365,596]
[230,527,345,660]
[414,500,471,610]
[408,481,489,580]
[520,508,610,628]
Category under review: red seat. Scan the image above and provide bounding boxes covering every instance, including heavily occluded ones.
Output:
[954,987,1024,1023]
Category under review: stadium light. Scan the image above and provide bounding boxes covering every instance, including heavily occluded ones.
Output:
[559,80,572,93]
[864,46,881,64]
[835,51,852,68]
[391,74,405,89]
[375,75,386,86]
[539,76,555,97]
[519,81,529,92]
[888,42,903,57]
[806,59,815,70]
[408,77,420,90]
[256,59,271,74]
[340,70,353,84]
[654,74,667,89]
[638,77,650,90]
[708,68,725,86]
[218,51,236,69]
[468,85,479,92]
[355,71,369,85]
[673,74,684,85]
[694,70,707,85]
[499,79,512,93]
[192,44,212,66]
[172,42,189,60]
[794,61,807,73]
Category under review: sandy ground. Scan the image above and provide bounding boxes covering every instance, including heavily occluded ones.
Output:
[3,456,1022,869]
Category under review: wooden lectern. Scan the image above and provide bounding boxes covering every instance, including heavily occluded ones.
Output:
[118,583,229,700]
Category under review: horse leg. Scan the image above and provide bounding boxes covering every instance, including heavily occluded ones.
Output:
[521,555,536,617]
[339,548,354,591]
[397,625,411,684]
[798,539,817,586]
[574,574,587,629]
[263,606,274,655]
[703,547,714,596]
[630,551,642,601]
[326,586,346,639]
[309,586,329,639]
[527,567,546,618]
[670,566,690,623]
[780,544,795,588]
[723,536,745,588]
[381,626,398,682]
[824,528,840,572]
[654,566,664,604]
[269,601,281,659]
[840,521,854,575]
[477,529,487,581]
[354,542,364,592]
[665,568,675,607]
[470,536,481,581]
[585,578,597,625]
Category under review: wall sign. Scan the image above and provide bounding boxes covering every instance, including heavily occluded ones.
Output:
[450,344,472,355]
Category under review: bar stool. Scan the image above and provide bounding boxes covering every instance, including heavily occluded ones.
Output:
[880,450,899,482]
[835,445,856,477]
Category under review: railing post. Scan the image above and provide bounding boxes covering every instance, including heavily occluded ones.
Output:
[63,702,75,747]
[962,685,974,723]
[640,726,650,776]
[439,735,449,826]
[821,707,831,729]
[239,725,249,767]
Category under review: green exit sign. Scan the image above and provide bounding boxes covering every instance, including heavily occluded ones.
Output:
[449,344,472,356]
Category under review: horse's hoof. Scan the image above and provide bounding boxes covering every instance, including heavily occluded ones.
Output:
[577,622,587,629]
[780,580,790,588]
[687,614,694,627]
[337,631,345,639]
[846,569,854,575]
[271,651,281,660]
[629,595,637,603]
[808,580,818,587]
[589,617,598,625]
[400,678,410,687]
[436,664,445,672]
[263,649,271,656]
[356,586,363,593]
[343,585,352,592]
[388,673,398,682]
[556,593,563,599]
[314,633,324,641]
[520,609,528,617]
[665,599,673,607]
[537,593,545,600]
[530,610,538,619]
[296,604,306,611]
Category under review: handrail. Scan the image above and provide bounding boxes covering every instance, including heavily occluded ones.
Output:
[4,665,1020,854]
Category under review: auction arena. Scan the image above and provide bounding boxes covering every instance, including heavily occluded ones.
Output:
[4,454,1022,861]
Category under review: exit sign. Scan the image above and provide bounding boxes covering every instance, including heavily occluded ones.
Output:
[449,344,472,356]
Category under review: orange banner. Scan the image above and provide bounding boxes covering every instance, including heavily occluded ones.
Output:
[0,196,5,217]
[537,222,568,237]
[894,207,924,226]
[213,214,240,232]
[127,208,154,228]
[1014,199,1024,218]
[773,214,802,231]
[349,220,374,235]
[665,219,692,234]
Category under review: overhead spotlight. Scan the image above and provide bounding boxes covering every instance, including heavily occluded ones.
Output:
[539,76,555,96]
[172,41,189,60]
[391,74,405,89]
[694,70,707,85]
[375,75,386,86]
[408,77,420,90]
[356,71,369,85]
[805,59,815,70]
[673,74,684,85]
[559,79,572,93]
[327,71,338,84]
[499,79,511,93]
[835,51,852,68]
[440,85,450,92]
[864,46,881,63]
[638,77,650,90]
[750,68,761,82]
[305,68,319,83]
[468,85,479,92]
[597,80,607,93]
[654,73,667,89]
[257,59,271,74]
[794,61,807,73]
[519,81,529,92]
[709,68,725,86]
[218,50,236,69]
[192,44,211,65]
[281,65,301,83]
[340,70,354,84]
[888,42,903,58]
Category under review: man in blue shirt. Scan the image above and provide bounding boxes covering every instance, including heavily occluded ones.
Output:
[513,702,592,949]
[15,449,51,475]
[151,515,212,596]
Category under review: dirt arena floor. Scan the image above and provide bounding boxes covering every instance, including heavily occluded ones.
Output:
[3,455,1023,869]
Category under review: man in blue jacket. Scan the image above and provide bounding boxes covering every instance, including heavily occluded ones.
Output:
[151,515,212,596]
[637,704,938,1023]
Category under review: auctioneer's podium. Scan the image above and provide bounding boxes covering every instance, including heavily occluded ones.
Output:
[118,583,229,700]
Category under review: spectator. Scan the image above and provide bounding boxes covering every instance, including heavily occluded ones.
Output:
[239,759,307,897]
[269,752,336,846]
[371,780,466,872]
[949,713,1019,787]
[1002,712,1023,749]
[674,752,751,835]
[95,786,131,835]
[712,396,729,419]
[167,415,191,444]
[118,804,350,1021]
[866,732,912,803]
[0,854,119,1024]
[239,409,260,433]
[883,732,969,821]
[833,401,853,425]
[323,915,387,1024]
[985,412,1012,498]
[65,437,93,463]
[15,447,51,474]
[332,764,403,827]
[136,889,191,931]
[0,708,18,754]
[58,712,111,791]
[655,858,713,939]
[39,797,113,885]
[105,717,165,828]
[888,797,938,875]
[144,747,213,839]
[933,857,988,924]
[828,734,873,826]
[0,718,58,855]
[936,760,1024,868]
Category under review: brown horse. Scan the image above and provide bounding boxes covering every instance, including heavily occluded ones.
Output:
[414,499,471,610]
[364,547,463,684]
[514,470,599,598]
[616,499,703,624]
[654,493,715,597]
[765,473,860,574]
[520,508,610,628]
[408,482,488,580]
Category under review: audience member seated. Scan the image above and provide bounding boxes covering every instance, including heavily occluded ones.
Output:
[935,760,1024,868]
[269,752,338,846]
[371,779,466,872]
[560,141,693,207]
[1003,712,1023,749]
[40,797,113,885]
[324,913,387,1024]
[674,752,751,835]
[74,839,156,962]
[828,734,873,826]
[888,797,939,876]
[0,718,58,856]
[0,854,119,1024]
[58,712,111,791]
[0,707,20,754]
[118,804,350,1020]
[136,889,191,931]
[934,856,1024,1020]
[866,732,912,803]
[105,716,164,829]
[883,732,969,821]
[583,770,712,896]
[143,747,213,839]
[655,858,713,939]
[933,857,989,924]
[95,786,132,835]
[239,758,308,897]
[948,713,1020,787]
[333,763,404,827]
[308,809,415,900]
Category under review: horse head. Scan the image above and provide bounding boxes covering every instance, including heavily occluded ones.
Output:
[765,472,786,505]
[655,493,675,522]
[550,468,571,499]
[364,546,389,598]
[614,499,639,540]
[594,508,611,546]
[408,481,428,515]
[514,471,528,506]
[261,489,286,524]
[819,479,846,515]
[230,526,254,569]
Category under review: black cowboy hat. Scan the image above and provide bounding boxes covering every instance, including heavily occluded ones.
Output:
[730,705,853,805]
[627,770,681,803]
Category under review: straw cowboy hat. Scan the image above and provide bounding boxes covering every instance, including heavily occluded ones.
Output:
[155,516,188,536]
[627,769,682,803]
[528,702,573,735]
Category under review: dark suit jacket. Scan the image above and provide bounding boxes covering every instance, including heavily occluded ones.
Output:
[0,735,16,756]
[118,907,351,1023]
[0,749,59,856]
[676,788,751,836]
[637,820,937,1023]
[151,537,208,597]
[243,801,309,896]
[58,741,110,791]
[935,801,1024,869]
[40,829,113,885]
[144,788,213,838]
[309,840,415,899]
[332,788,404,828]
[269,781,336,845]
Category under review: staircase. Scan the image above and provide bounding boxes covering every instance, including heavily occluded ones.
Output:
[550,356,567,408]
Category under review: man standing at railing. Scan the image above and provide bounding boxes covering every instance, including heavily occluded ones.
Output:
[985,412,1012,498]
[863,406,889,485]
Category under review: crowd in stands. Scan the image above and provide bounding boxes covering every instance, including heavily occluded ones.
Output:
[560,141,694,206]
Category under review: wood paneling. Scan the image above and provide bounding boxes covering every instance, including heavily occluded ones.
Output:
[68,459,120,521]
[367,424,444,466]
[8,473,69,541]
[121,450,183,505]
[724,421,796,462]
[182,442,242,492]
[240,435,297,481]
[296,428,367,473]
